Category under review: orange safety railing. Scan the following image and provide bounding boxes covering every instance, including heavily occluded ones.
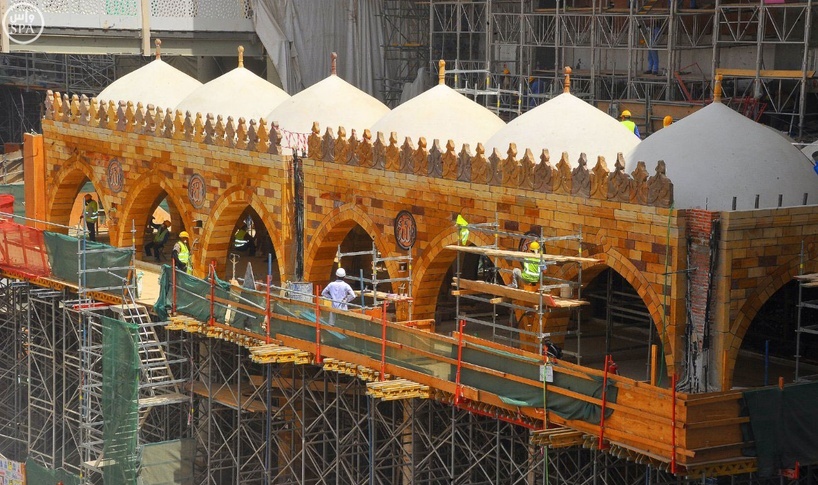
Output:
[0,218,51,277]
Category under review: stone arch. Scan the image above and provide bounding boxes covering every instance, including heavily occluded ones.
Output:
[412,228,501,321]
[560,248,672,369]
[724,250,818,387]
[199,186,283,278]
[304,204,394,290]
[115,172,191,250]
[46,156,106,231]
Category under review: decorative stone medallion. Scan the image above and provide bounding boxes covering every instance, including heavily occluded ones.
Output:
[394,210,417,250]
[106,159,124,193]
[188,174,207,209]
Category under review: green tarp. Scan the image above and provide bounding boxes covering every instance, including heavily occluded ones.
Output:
[43,231,132,290]
[155,265,615,425]
[102,315,140,485]
[25,458,82,485]
[154,265,230,322]
[743,381,818,477]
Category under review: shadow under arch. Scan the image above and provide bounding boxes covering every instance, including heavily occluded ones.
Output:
[559,249,672,370]
[115,172,191,249]
[303,205,395,289]
[725,249,818,387]
[46,156,105,231]
[198,186,283,279]
[411,228,501,321]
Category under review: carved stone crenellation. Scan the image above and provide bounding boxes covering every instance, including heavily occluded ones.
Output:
[647,160,673,208]
[45,95,674,208]
[553,152,572,195]
[532,150,553,193]
[308,122,323,160]
[413,138,428,176]
[571,153,591,197]
[607,154,631,203]
[384,133,400,172]
[442,140,458,180]
[321,127,336,162]
[428,140,443,178]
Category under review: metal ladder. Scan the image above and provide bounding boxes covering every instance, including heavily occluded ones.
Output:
[109,301,188,428]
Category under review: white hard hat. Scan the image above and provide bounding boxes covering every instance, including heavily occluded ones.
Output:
[336,268,346,278]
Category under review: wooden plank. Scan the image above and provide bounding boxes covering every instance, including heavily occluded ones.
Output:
[716,68,815,79]
[454,277,588,308]
[445,245,600,264]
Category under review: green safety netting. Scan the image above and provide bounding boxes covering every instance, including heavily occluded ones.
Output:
[102,315,140,484]
[155,265,615,424]
[742,381,818,477]
[25,458,82,485]
[43,231,132,290]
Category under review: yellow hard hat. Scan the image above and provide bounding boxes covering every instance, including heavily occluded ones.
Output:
[529,241,541,251]
[663,115,673,127]
[179,231,189,239]
[621,110,631,118]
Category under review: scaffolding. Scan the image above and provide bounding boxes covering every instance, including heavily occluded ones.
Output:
[4,231,818,482]
[335,241,414,320]
[425,0,817,139]
[380,0,430,107]
[449,221,592,362]
[794,243,818,383]
[0,53,116,147]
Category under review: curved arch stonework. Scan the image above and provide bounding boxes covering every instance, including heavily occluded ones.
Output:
[722,252,818,387]
[115,171,192,251]
[411,228,502,321]
[46,154,107,231]
[304,204,396,289]
[199,186,283,278]
[561,250,677,375]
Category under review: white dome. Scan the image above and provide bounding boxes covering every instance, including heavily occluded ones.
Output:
[176,67,289,122]
[266,75,389,135]
[625,103,818,211]
[371,84,505,150]
[485,93,640,166]
[97,59,202,109]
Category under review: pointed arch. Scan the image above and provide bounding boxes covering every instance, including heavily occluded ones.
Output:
[46,155,106,231]
[411,227,501,320]
[560,248,674,372]
[115,171,191,249]
[724,250,818,386]
[304,204,395,289]
[198,185,283,278]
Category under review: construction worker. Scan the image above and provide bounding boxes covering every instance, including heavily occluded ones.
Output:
[173,231,192,274]
[521,241,544,285]
[322,267,356,326]
[144,219,172,262]
[455,214,469,245]
[83,194,99,241]
[233,223,256,256]
[619,110,641,138]
[322,268,356,311]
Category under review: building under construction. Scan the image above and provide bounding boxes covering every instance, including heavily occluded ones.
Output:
[0,1,817,484]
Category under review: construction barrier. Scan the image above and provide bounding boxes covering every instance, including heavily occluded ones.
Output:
[0,218,50,277]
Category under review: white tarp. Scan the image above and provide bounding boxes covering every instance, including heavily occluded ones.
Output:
[252,0,385,98]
